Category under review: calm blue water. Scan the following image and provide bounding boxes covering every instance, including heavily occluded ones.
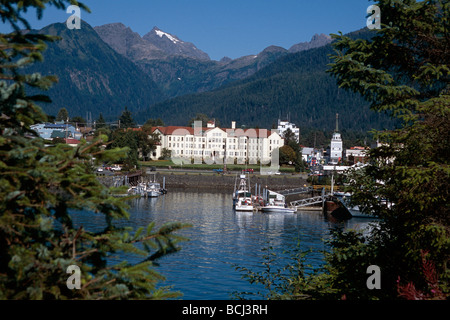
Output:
[71,191,376,300]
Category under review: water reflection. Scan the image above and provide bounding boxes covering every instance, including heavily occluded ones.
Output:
[70,191,378,300]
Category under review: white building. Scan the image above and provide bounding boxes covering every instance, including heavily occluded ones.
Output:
[345,146,368,164]
[329,114,343,164]
[277,119,300,142]
[149,121,284,165]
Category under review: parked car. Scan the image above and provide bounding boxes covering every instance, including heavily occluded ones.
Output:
[242,168,254,174]
[213,168,223,174]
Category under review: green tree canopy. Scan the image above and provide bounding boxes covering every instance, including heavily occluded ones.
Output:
[119,106,136,129]
[143,118,165,128]
[324,0,449,299]
[56,107,69,122]
[279,145,296,165]
[96,112,107,129]
[0,1,189,300]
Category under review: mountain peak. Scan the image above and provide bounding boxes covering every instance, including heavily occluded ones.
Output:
[288,33,333,53]
[149,26,183,45]
[311,33,332,42]
[95,23,165,61]
[143,27,210,61]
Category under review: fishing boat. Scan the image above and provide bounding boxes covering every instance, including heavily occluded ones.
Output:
[128,174,167,198]
[146,182,161,197]
[261,190,295,214]
[128,182,152,197]
[233,174,254,212]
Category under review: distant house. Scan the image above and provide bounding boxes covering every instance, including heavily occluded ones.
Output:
[65,138,81,147]
[345,146,369,164]
[31,122,81,141]
[302,147,324,166]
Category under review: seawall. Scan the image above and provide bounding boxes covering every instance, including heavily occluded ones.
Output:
[152,172,308,192]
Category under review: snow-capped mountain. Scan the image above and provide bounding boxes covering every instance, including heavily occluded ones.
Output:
[95,24,210,61]
[143,27,211,61]
[94,23,167,61]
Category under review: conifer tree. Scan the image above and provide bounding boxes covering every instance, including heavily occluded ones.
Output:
[0,1,189,299]
[96,112,107,129]
[326,0,449,299]
[56,107,69,122]
[119,106,136,129]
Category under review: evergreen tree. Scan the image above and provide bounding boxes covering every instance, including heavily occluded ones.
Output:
[143,118,165,128]
[0,1,189,299]
[237,0,449,301]
[324,0,449,299]
[56,107,69,122]
[70,116,86,127]
[119,106,136,129]
[96,112,107,129]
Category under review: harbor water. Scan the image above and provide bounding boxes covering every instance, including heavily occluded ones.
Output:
[71,190,376,300]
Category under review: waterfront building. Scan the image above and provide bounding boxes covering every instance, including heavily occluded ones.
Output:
[277,119,300,142]
[150,121,284,165]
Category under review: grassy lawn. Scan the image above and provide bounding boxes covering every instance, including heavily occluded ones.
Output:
[139,160,296,173]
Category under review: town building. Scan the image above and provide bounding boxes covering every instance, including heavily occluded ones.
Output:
[302,147,325,166]
[30,122,82,141]
[277,119,300,142]
[345,146,369,164]
[150,121,284,165]
[329,114,343,164]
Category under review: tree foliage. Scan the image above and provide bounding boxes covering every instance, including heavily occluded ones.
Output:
[0,1,189,299]
[110,128,160,169]
[324,0,449,299]
[56,107,69,122]
[119,106,136,129]
[237,0,449,301]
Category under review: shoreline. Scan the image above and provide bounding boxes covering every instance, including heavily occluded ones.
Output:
[102,171,325,212]
[150,172,308,192]
[99,171,310,192]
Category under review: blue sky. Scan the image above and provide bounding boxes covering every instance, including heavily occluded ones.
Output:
[1,0,375,60]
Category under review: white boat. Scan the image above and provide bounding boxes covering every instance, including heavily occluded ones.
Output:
[146,182,161,198]
[261,190,295,213]
[128,174,166,198]
[233,174,254,212]
[128,182,152,197]
[261,200,295,214]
